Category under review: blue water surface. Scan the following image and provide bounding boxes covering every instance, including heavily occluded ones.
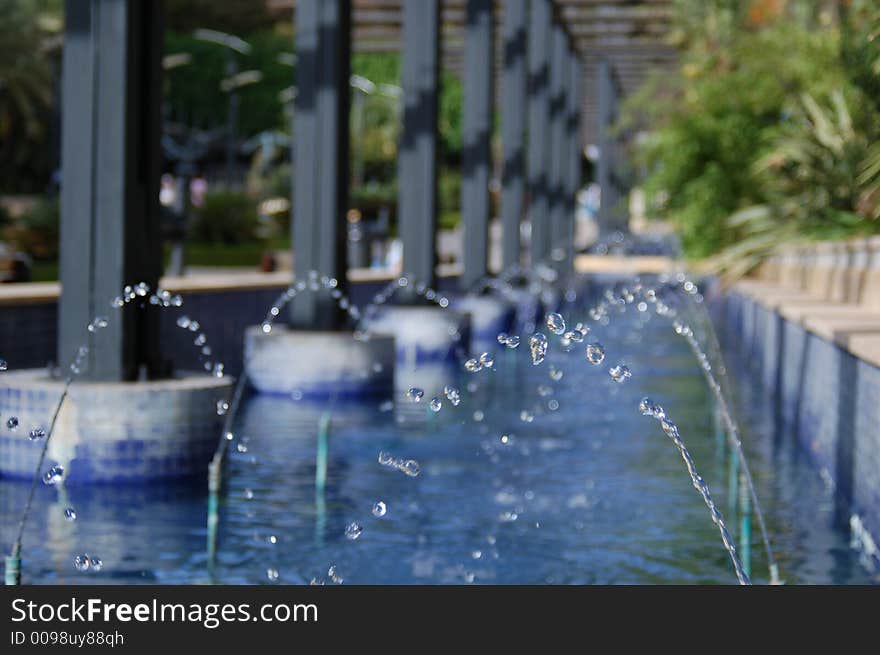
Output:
[1,301,875,585]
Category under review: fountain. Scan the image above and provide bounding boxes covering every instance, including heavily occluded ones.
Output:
[3,266,875,585]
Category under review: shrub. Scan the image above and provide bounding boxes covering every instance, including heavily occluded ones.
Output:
[189,189,261,244]
[7,196,59,261]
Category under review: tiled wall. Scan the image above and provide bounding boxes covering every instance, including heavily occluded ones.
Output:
[722,292,880,553]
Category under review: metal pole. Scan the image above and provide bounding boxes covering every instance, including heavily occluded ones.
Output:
[59,0,164,382]
[398,0,441,290]
[596,58,621,235]
[291,0,351,329]
[460,0,494,291]
[500,0,527,271]
[565,48,582,273]
[527,0,552,265]
[548,24,567,265]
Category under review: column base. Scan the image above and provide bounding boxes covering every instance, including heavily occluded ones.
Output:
[0,370,232,483]
[244,326,395,398]
[363,305,470,364]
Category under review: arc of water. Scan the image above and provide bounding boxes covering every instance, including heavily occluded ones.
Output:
[574,277,780,583]
[637,273,779,583]
[206,271,363,581]
[643,405,751,585]
[6,284,223,583]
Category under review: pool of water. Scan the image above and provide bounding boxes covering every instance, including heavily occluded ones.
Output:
[1,296,875,584]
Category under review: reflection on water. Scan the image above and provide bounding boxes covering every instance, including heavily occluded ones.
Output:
[1,305,874,584]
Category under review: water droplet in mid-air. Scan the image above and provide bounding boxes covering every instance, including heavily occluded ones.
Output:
[216,400,229,415]
[29,426,46,440]
[401,459,421,477]
[545,312,566,335]
[372,501,387,517]
[548,365,563,381]
[563,330,584,343]
[6,416,19,430]
[345,522,364,540]
[586,342,605,365]
[406,387,424,402]
[74,555,90,571]
[42,465,64,485]
[608,364,632,383]
[266,568,279,582]
[64,507,77,522]
[661,419,679,438]
[464,358,483,373]
[529,333,548,365]
[443,385,461,406]
[429,397,442,412]
[496,332,509,344]
[505,335,521,348]
[328,565,343,584]
[479,352,494,368]
[378,452,421,477]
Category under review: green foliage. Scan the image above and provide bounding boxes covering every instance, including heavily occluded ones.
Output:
[624,0,880,269]
[0,0,60,193]
[438,167,462,223]
[351,181,397,209]
[7,196,59,261]
[189,189,261,244]
[164,29,291,138]
[352,52,400,86]
[439,72,463,157]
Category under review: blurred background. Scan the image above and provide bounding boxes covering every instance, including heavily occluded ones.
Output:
[0,0,878,282]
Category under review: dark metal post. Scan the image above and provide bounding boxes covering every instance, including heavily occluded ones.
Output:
[500,0,527,271]
[548,23,567,265]
[58,0,164,382]
[527,0,552,265]
[596,58,621,234]
[398,0,441,290]
[566,49,583,272]
[290,0,351,329]
[460,0,494,291]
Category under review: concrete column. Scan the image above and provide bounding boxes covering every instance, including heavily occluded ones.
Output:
[59,0,164,381]
[527,0,552,264]
[291,0,351,329]
[398,0,440,289]
[460,0,494,291]
[499,0,528,271]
